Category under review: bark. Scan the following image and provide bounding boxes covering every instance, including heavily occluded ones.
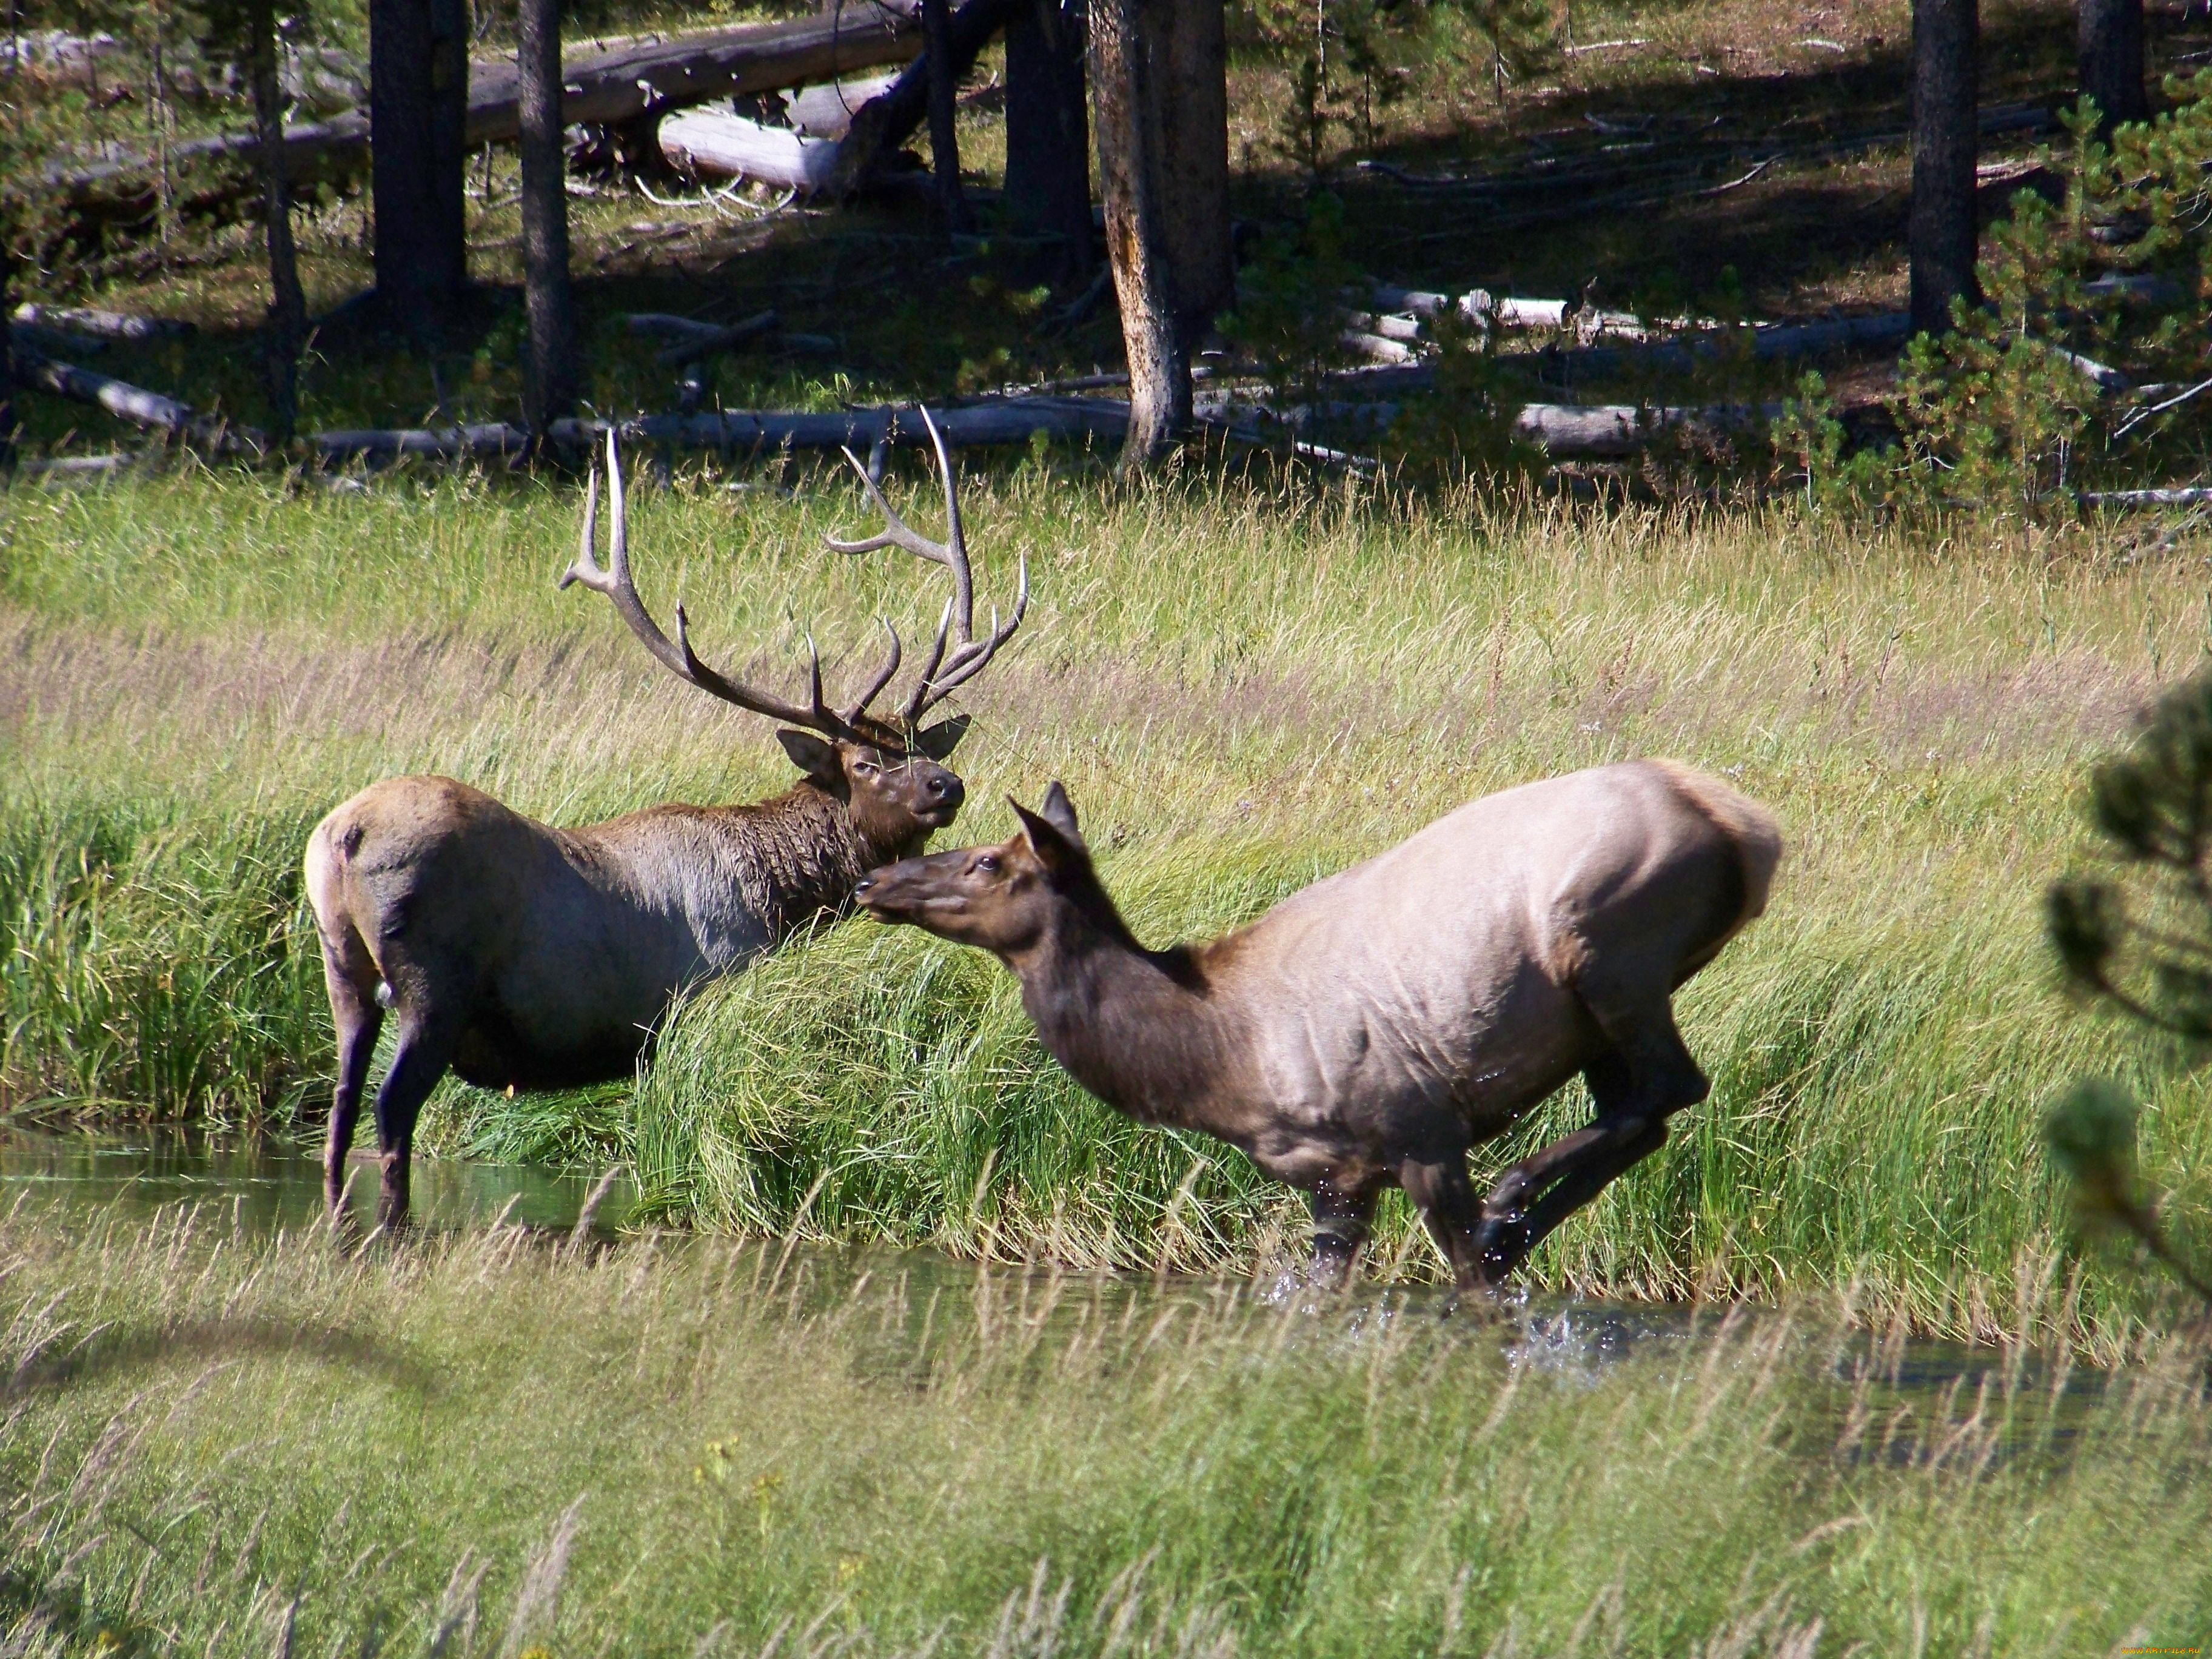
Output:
[1003,0,1091,287]
[2079,0,2148,136]
[0,248,15,474]
[1910,0,1979,336]
[920,0,973,230]
[369,0,470,324]
[1090,0,1187,469]
[826,0,1023,194]
[1148,0,1231,344]
[247,0,306,443]
[518,0,576,437]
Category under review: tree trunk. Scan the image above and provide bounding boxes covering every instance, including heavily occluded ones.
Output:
[518,0,576,437]
[1004,0,1091,288]
[0,246,16,473]
[2079,0,2147,136]
[247,0,306,443]
[369,0,469,327]
[1910,0,1979,337]
[1148,0,1230,347]
[920,0,973,232]
[1090,0,1187,470]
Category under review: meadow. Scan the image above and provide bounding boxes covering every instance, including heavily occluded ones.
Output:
[1,1197,2208,1658]
[1,458,2205,1346]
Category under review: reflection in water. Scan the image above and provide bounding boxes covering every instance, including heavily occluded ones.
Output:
[0,1125,634,1235]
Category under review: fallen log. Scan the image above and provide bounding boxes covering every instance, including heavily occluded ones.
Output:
[2078,485,2212,507]
[1339,329,1419,366]
[659,109,841,193]
[827,0,1025,195]
[12,304,196,341]
[295,389,1794,467]
[305,396,1128,464]
[45,9,923,220]
[785,72,904,139]
[13,346,261,453]
[626,308,783,367]
[1511,401,1781,457]
[1538,311,1915,380]
[1372,286,1573,329]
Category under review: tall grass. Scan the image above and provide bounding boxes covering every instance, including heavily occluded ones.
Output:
[1,1202,2207,1657]
[0,461,2202,1326]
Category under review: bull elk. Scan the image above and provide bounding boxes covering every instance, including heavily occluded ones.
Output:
[306,417,1024,1229]
[856,762,1780,1289]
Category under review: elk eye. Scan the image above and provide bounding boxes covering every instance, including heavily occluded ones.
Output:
[852,759,879,776]
[974,855,999,874]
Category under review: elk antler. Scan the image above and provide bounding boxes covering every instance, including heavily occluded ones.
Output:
[560,428,902,746]
[824,406,1030,728]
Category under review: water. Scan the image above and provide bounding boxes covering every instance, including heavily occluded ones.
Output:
[0,1124,635,1235]
[0,1126,2097,1435]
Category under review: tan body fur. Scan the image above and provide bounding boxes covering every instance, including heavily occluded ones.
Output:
[307,773,924,1091]
[857,761,1781,1289]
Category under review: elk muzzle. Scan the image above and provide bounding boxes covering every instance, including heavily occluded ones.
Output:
[853,846,977,925]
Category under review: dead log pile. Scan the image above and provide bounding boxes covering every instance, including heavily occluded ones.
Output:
[46,10,925,228]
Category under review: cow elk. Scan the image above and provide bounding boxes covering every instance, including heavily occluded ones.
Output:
[306,417,1025,1230]
[856,762,1781,1289]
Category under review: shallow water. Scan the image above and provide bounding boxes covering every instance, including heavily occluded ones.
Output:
[0,1125,2095,1430]
[0,1124,636,1235]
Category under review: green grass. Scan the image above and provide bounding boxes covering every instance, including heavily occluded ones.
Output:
[2,1200,2208,1658]
[0,458,2205,1339]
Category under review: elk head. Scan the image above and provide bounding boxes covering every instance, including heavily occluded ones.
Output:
[560,414,1027,852]
[855,783,1107,961]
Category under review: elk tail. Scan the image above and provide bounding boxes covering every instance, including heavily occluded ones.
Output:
[1651,760,1783,927]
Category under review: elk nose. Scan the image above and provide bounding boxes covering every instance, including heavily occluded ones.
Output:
[931,775,965,805]
[854,876,876,896]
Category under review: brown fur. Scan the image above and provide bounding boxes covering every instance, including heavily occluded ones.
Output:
[307,736,964,1230]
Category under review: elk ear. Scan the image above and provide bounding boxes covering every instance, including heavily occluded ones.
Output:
[1010,783,1088,870]
[913,714,971,759]
[777,729,842,785]
[1037,780,1082,845]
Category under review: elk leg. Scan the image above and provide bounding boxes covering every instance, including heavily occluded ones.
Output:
[1475,1119,1670,1284]
[1398,1154,1490,1291]
[318,927,383,1213]
[1307,1181,1378,1289]
[1471,1000,1708,1280]
[368,1016,456,1233]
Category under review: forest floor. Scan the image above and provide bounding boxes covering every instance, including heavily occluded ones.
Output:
[10,0,2208,447]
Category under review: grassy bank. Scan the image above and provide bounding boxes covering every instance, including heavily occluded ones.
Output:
[3,1201,2209,1658]
[1,461,2205,1333]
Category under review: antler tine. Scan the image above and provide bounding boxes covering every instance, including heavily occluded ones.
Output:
[561,449,607,588]
[843,618,904,725]
[918,407,975,647]
[822,444,956,566]
[561,429,866,743]
[900,597,957,728]
[824,406,1024,732]
[914,551,1029,707]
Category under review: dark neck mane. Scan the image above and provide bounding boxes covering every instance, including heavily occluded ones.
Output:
[1010,883,1239,1132]
[716,782,919,939]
